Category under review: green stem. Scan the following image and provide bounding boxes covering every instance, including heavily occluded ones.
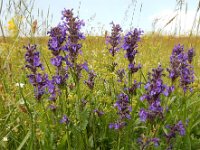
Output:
[117,131,121,150]
[66,126,71,150]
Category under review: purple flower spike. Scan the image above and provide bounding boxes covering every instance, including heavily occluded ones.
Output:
[167,44,194,92]
[165,120,186,144]
[84,70,96,90]
[122,28,143,63]
[110,93,131,130]
[116,69,125,82]
[139,65,173,122]
[24,44,47,100]
[106,22,122,57]
[175,121,185,136]
[187,48,194,64]
[122,28,143,74]
[61,9,85,64]
[48,25,67,55]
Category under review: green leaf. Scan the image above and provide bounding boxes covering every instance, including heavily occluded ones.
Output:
[17,131,31,150]
[57,133,68,150]
[187,99,200,108]
[191,119,200,129]
[183,134,191,150]
[89,135,94,148]
[78,108,90,131]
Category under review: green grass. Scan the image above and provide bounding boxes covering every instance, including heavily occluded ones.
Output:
[0,34,200,149]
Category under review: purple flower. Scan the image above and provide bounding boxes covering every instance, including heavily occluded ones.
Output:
[127,80,141,95]
[24,44,47,100]
[167,44,194,92]
[49,104,57,111]
[138,136,160,148]
[175,121,185,136]
[167,44,184,82]
[180,62,194,93]
[139,65,172,122]
[116,69,125,82]
[61,9,85,64]
[122,28,143,75]
[187,48,194,64]
[47,80,58,101]
[165,121,185,144]
[128,63,141,74]
[82,62,89,72]
[151,138,160,147]
[84,70,96,90]
[94,109,104,117]
[122,28,143,64]
[48,25,67,55]
[109,122,126,130]
[51,56,63,67]
[25,44,43,73]
[114,93,132,120]
[106,22,122,57]
[110,93,132,130]
[139,109,148,122]
[60,115,70,124]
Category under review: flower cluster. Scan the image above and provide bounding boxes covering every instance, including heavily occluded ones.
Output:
[47,26,68,100]
[187,48,194,64]
[138,136,160,148]
[109,93,132,130]
[94,109,104,117]
[84,70,96,90]
[106,22,122,57]
[139,65,173,122]
[167,44,194,92]
[122,28,143,74]
[47,9,87,101]
[24,44,48,100]
[165,121,185,146]
[116,69,125,82]
[127,80,141,95]
[62,8,85,64]
[48,25,66,55]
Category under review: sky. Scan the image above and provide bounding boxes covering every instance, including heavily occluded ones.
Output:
[1,0,199,35]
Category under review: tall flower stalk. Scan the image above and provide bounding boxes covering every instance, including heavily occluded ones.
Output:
[122,28,142,91]
[62,8,86,81]
[106,22,122,58]
[24,44,48,100]
[122,28,143,77]
[106,22,123,99]
[139,65,173,122]
[109,93,132,130]
[48,24,68,102]
[167,44,194,93]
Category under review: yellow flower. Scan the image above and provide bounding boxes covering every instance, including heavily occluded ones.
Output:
[7,16,22,37]
[8,18,17,31]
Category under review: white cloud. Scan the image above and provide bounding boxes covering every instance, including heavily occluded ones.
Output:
[149,9,199,35]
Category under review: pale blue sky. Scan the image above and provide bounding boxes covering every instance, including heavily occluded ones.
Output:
[1,0,199,35]
[33,0,198,34]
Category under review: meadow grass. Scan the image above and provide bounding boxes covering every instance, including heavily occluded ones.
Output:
[0,1,200,149]
[0,33,200,149]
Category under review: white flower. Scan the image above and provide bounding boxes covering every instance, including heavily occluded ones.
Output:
[15,83,25,88]
[3,136,8,142]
